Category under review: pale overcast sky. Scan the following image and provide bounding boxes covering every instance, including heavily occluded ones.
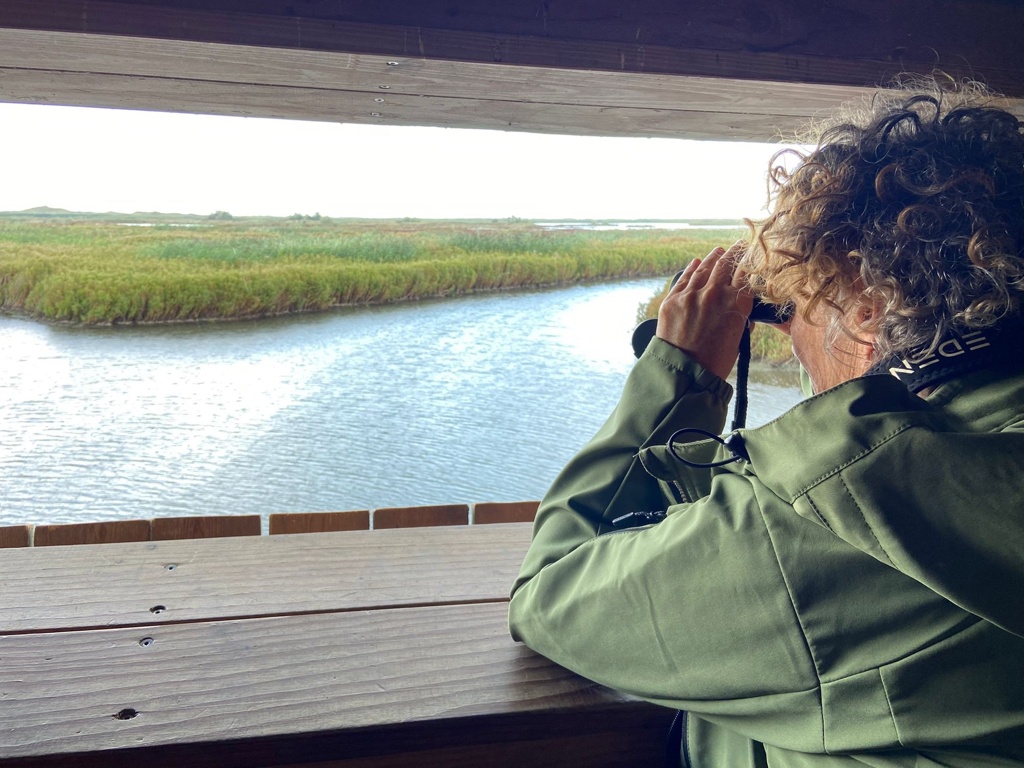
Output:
[0,102,788,220]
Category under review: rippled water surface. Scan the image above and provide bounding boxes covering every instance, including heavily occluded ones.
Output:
[0,280,804,526]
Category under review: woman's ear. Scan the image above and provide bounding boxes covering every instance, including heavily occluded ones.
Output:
[853,291,882,327]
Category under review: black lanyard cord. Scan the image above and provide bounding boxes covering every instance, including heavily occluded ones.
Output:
[730,323,752,432]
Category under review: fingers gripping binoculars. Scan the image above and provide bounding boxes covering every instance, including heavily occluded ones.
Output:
[631,285,792,359]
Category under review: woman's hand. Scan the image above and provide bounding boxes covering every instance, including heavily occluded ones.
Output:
[656,242,754,381]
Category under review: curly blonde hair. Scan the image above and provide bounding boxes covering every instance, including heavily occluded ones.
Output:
[743,78,1024,357]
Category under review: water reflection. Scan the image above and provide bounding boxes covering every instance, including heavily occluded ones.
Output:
[0,281,803,526]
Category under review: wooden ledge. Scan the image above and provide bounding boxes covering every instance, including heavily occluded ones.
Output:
[0,601,674,767]
[0,524,675,766]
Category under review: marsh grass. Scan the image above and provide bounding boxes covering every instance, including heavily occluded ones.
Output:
[0,218,745,325]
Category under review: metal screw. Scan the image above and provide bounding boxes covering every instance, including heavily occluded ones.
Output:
[378,85,391,90]
[371,112,382,117]
[386,61,399,66]
[374,98,385,103]
[139,637,154,647]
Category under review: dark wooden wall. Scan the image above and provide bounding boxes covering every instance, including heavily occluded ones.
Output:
[1,1,1022,140]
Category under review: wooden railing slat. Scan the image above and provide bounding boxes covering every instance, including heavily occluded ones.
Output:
[473,501,539,525]
[0,525,31,548]
[2,502,545,547]
[373,504,469,530]
[269,510,370,535]
[33,520,151,547]
[151,515,261,541]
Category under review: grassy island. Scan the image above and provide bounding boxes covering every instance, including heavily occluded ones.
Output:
[0,212,737,323]
[0,211,792,361]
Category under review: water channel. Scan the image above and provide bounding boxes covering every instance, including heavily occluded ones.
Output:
[0,279,804,527]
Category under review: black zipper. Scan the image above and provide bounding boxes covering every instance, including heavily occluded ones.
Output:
[681,710,692,768]
[665,710,691,768]
[671,480,689,504]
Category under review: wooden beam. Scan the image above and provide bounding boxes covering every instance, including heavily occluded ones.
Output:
[0,603,674,767]
[0,28,880,141]
[2,1,1022,89]
[1,1,1022,140]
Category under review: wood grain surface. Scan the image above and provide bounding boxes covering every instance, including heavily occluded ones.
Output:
[472,501,539,525]
[0,525,31,548]
[373,504,470,529]
[269,510,371,535]
[2,0,1020,87]
[4,1,1022,140]
[0,524,532,633]
[151,514,262,540]
[0,523,676,767]
[0,601,675,766]
[33,519,152,547]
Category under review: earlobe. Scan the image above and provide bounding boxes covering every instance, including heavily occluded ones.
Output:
[855,331,878,376]
[853,297,881,366]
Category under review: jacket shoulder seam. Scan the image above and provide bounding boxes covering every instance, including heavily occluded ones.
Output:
[792,424,916,499]
[876,669,905,748]
[800,493,833,531]
[755,494,827,749]
[837,471,896,567]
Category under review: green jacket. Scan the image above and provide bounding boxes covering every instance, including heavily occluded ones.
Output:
[509,338,1024,767]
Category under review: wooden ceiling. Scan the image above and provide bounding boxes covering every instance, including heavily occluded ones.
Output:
[1,1,1022,141]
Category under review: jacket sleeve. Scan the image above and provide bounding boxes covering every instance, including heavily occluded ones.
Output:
[508,338,821,719]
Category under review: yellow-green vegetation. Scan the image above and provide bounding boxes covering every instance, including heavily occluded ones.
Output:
[0,216,746,325]
[635,276,795,365]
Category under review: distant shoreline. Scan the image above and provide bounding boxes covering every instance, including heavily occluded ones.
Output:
[0,208,747,229]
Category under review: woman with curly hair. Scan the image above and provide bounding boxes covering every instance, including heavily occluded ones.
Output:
[509,79,1024,767]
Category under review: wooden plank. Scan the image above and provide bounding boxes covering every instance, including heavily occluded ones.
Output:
[0,0,1021,91]
[0,525,31,548]
[151,514,261,541]
[0,523,532,633]
[1,4,1023,140]
[33,519,151,547]
[1,70,809,140]
[0,67,863,141]
[373,504,469,530]
[0,602,674,766]
[473,501,539,525]
[0,28,883,117]
[269,510,370,535]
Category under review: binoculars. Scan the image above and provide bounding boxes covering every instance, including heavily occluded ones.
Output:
[631,295,792,359]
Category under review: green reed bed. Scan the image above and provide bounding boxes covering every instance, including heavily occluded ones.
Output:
[0,218,745,326]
